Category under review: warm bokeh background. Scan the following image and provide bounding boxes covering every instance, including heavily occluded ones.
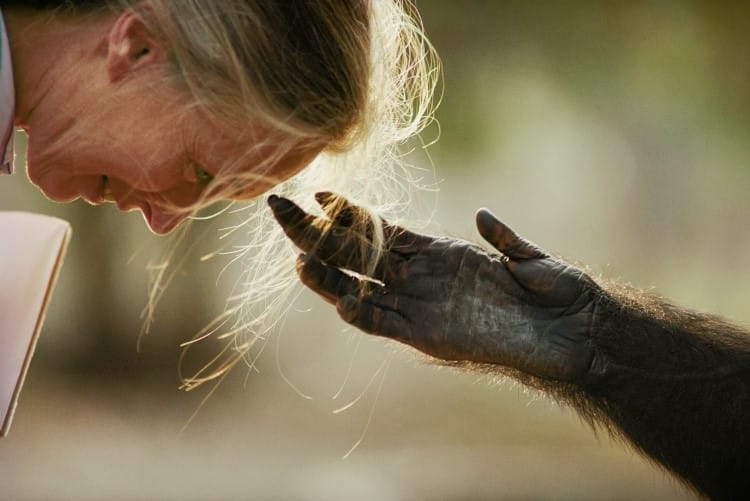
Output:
[3,1,750,499]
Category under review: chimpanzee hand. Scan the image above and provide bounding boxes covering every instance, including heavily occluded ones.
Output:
[268,192,600,383]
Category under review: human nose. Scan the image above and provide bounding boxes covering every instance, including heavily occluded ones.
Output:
[146,205,188,235]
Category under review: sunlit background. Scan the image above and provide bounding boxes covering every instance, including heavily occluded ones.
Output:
[3,1,750,499]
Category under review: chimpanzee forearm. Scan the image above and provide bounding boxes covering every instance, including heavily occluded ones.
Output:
[559,289,750,499]
[268,194,750,499]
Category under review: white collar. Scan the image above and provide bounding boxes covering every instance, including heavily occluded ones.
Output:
[0,9,15,175]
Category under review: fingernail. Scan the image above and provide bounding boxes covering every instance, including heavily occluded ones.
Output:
[476,208,498,224]
[315,191,336,205]
[267,195,292,212]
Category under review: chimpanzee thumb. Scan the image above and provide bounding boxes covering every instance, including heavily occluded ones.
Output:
[475,209,547,260]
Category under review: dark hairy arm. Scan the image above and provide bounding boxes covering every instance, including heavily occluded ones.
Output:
[268,192,750,500]
[578,292,750,500]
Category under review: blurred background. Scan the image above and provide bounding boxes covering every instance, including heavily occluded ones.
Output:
[3,1,750,499]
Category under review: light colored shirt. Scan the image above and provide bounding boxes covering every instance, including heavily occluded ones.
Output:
[0,9,15,175]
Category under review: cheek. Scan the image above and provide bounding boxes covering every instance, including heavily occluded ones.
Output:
[151,182,205,209]
[91,134,185,192]
[123,155,186,193]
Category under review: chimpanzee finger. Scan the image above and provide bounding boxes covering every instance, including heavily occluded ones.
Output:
[476,209,548,260]
[295,253,361,305]
[268,194,324,252]
[297,253,424,327]
[315,191,433,255]
[315,191,362,228]
[336,294,413,343]
[268,195,368,267]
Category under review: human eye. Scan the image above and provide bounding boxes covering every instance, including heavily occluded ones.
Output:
[193,164,215,185]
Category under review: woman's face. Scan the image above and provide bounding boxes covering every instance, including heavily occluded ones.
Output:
[25,83,311,234]
[20,10,317,235]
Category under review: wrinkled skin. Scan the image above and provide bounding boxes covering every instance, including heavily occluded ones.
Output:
[268,192,600,383]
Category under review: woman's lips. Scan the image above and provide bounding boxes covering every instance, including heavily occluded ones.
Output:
[80,177,179,235]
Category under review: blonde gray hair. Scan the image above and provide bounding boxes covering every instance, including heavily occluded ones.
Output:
[39,0,440,387]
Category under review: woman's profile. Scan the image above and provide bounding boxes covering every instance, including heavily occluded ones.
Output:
[0,1,439,384]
